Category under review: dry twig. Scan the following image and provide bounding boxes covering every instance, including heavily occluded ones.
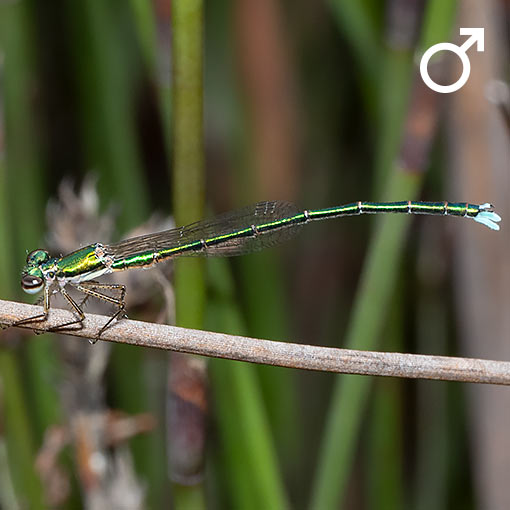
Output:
[1,299,509,385]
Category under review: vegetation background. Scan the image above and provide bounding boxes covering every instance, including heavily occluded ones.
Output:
[0,0,508,508]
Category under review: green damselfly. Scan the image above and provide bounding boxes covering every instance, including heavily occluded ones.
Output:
[9,200,501,341]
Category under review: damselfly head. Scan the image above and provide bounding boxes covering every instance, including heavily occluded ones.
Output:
[21,249,51,294]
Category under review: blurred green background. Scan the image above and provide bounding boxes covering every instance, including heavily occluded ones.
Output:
[0,0,509,508]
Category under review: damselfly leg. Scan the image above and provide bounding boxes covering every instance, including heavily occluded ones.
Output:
[2,284,52,332]
[3,281,126,342]
[74,281,127,342]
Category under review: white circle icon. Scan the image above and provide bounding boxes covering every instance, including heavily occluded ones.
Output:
[420,43,471,93]
[419,28,484,94]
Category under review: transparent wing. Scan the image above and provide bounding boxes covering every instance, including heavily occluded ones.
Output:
[105,201,302,261]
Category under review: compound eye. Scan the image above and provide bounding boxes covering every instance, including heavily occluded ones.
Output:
[26,249,50,265]
[21,275,44,294]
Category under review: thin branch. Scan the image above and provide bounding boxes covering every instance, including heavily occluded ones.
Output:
[1,299,509,385]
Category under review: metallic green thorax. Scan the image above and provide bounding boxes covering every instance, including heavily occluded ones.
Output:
[56,246,106,279]
[22,245,109,284]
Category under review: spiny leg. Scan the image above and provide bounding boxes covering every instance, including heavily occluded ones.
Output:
[74,281,127,342]
[77,281,127,312]
[75,280,123,309]
[78,280,126,300]
[34,293,45,307]
[3,285,52,332]
[46,287,86,332]
[78,293,91,308]
[32,292,51,336]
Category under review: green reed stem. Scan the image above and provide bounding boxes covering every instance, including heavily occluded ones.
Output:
[172,0,206,330]
[328,0,381,83]
[207,259,289,510]
[0,4,45,502]
[171,2,206,508]
[310,2,457,507]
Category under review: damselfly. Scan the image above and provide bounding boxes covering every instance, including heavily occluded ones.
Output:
[9,200,501,341]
